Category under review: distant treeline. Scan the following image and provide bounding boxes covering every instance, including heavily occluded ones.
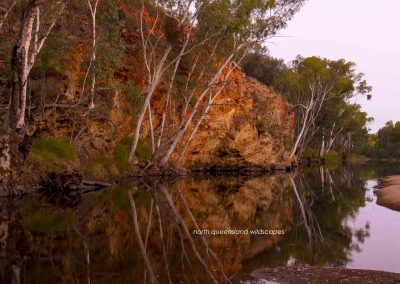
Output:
[365,121,400,159]
[241,53,373,161]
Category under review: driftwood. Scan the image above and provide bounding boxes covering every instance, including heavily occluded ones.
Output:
[38,171,110,193]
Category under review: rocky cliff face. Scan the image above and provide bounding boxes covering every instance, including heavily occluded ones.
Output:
[180,69,295,170]
[31,66,295,171]
[11,4,295,171]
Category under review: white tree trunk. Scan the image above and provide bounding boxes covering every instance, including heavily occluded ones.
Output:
[156,32,191,148]
[1,0,62,193]
[158,56,235,166]
[290,82,332,159]
[88,0,98,108]
[290,101,312,159]
[128,47,171,163]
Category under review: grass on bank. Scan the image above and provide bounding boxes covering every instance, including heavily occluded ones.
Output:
[302,148,341,167]
[303,148,370,166]
[29,137,78,162]
[83,137,152,180]
[24,136,154,181]
[25,137,79,183]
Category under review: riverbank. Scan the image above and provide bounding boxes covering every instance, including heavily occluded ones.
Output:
[244,265,400,284]
[375,175,400,211]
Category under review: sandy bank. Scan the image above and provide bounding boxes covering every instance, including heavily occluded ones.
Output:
[249,265,400,283]
[375,175,400,212]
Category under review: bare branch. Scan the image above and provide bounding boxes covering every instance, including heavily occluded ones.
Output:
[0,0,16,31]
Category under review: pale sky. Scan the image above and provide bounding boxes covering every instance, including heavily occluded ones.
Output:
[267,0,400,133]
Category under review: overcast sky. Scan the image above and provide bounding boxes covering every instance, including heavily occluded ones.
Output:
[267,0,400,133]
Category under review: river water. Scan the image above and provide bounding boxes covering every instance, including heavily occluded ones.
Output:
[0,163,399,283]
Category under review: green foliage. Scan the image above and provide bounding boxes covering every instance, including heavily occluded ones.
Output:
[367,120,400,159]
[95,0,124,80]
[31,45,64,78]
[326,150,339,162]
[29,137,78,162]
[241,53,286,86]
[303,148,320,160]
[193,0,305,60]
[136,139,152,160]
[120,80,144,115]
[83,136,151,179]
[272,56,372,156]
[274,56,372,103]
[114,137,134,171]
[115,136,151,163]
[83,156,119,180]
[24,137,79,184]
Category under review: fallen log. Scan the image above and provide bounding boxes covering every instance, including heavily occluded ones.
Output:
[38,171,110,194]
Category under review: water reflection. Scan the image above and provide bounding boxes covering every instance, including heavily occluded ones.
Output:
[254,167,370,267]
[0,164,398,283]
[237,164,400,280]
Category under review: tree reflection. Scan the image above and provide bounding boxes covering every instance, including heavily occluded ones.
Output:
[1,164,391,283]
[240,165,373,272]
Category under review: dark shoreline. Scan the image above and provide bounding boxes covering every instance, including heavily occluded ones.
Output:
[240,265,400,284]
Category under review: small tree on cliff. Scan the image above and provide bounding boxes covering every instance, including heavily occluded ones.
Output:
[273,56,372,159]
[128,0,306,166]
[0,0,66,194]
[241,53,287,86]
[127,0,224,164]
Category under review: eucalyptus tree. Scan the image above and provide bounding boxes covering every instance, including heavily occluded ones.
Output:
[318,103,371,158]
[273,56,372,160]
[128,0,306,166]
[374,121,400,158]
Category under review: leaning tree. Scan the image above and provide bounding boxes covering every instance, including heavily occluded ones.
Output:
[127,0,306,167]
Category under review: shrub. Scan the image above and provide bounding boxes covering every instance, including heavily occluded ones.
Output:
[84,156,118,180]
[302,148,320,160]
[136,139,152,161]
[326,150,339,162]
[114,137,132,170]
[114,137,151,167]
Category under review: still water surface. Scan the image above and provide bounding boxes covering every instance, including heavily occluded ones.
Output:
[0,163,399,283]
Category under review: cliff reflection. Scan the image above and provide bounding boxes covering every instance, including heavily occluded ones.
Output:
[0,165,386,283]
[0,174,293,283]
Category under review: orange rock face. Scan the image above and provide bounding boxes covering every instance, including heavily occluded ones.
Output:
[179,68,295,169]
[108,5,296,169]
[23,4,296,169]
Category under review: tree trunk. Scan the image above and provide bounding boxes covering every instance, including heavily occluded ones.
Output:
[290,102,312,159]
[128,46,171,164]
[0,0,55,194]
